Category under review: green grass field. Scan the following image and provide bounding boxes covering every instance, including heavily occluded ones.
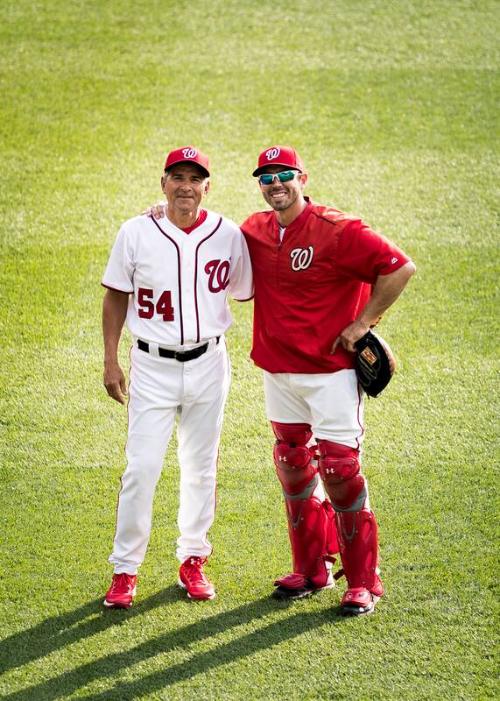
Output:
[0,1,498,699]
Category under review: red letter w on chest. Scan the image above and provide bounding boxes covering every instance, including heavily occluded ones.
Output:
[205,259,230,292]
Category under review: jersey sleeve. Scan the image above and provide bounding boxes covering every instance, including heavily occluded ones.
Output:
[335,219,411,283]
[229,230,254,301]
[101,224,135,293]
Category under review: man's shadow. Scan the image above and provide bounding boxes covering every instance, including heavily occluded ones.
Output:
[0,585,180,676]
[2,587,345,701]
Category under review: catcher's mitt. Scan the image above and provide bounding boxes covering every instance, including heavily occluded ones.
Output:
[354,331,396,397]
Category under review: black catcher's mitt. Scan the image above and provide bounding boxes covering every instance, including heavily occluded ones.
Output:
[354,331,396,397]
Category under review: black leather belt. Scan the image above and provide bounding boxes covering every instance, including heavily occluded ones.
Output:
[137,338,219,362]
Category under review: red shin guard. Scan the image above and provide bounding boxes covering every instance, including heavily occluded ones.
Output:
[272,422,339,588]
[317,440,383,597]
[282,496,338,589]
[335,510,383,596]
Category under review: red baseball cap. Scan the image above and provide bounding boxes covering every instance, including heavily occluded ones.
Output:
[164,146,210,176]
[252,145,304,176]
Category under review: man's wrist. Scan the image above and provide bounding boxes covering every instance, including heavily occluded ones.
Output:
[357,311,383,328]
[354,317,372,331]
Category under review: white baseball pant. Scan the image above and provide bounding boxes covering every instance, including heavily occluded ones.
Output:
[109,338,230,574]
[263,368,365,449]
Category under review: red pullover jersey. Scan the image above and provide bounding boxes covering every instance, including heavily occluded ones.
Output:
[241,199,411,373]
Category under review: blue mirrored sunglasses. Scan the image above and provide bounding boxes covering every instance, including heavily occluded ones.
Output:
[258,170,299,185]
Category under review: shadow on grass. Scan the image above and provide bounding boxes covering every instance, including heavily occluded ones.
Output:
[2,590,345,700]
[0,585,180,676]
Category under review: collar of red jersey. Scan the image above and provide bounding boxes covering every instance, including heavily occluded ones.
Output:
[274,197,313,233]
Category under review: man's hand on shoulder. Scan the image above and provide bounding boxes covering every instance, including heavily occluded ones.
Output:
[103,361,128,405]
[143,202,167,220]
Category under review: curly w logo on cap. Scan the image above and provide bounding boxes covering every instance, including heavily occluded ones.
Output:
[252,145,304,176]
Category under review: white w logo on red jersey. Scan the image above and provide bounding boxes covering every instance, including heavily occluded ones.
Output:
[290,246,314,271]
[205,259,230,292]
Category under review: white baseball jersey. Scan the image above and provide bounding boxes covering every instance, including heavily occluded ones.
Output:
[102,210,253,346]
[103,208,253,572]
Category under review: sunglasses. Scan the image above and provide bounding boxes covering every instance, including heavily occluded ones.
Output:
[258,170,299,185]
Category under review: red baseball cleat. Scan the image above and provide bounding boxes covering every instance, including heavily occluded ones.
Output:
[272,571,335,600]
[103,573,137,608]
[340,587,380,616]
[178,556,216,600]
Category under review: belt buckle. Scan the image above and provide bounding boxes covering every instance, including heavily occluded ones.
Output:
[174,350,184,362]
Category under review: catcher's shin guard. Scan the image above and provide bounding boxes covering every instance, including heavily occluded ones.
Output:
[317,440,382,596]
[335,510,382,595]
[272,422,338,590]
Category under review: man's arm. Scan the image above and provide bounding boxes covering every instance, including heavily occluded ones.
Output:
[103,288,130,404]
[332,261,416,353]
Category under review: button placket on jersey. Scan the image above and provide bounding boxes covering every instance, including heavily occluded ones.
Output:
[274,218,285,290]
[180,238,198,345]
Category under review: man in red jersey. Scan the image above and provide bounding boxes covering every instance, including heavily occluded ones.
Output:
[241,145,416,615]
